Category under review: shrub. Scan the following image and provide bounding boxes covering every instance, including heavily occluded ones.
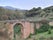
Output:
[35,23,50,34]
[50,26,53,29]
[48,28,51,34]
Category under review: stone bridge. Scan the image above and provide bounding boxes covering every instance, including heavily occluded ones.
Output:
[0,19,35,40]
[0,19,53,40]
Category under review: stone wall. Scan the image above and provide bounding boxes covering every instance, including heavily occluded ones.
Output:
[0,21,35,40]
[0,22,9,40]
[30,23,34,34]
[35,22,42,29]
[5,21,33,39]
[49,21,53,26]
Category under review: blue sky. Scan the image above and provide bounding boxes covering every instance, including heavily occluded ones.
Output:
[0,0,53,9]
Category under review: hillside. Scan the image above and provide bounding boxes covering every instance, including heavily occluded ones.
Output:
[0,6,53,20]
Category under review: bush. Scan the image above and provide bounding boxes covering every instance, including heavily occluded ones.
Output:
[35,23,50,34]
[50,26,53,29]
[48,28,51,34]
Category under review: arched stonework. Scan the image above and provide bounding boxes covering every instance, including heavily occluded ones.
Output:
[6,22,24,40]
[13,22,24,39]
[13,22,24,38]
[6,21,32,40]
[13,23,24,40]
[1,20,53,40]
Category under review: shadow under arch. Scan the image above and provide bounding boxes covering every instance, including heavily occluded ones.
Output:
[13,23,24,40]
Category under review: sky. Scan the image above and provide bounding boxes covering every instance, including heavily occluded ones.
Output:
[0,0,53,10]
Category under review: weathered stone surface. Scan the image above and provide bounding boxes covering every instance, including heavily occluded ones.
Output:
[0,20,51,40]
[0,20,35,40]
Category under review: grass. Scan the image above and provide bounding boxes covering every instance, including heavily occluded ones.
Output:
[27,29,53,40]
[32,29,53,40]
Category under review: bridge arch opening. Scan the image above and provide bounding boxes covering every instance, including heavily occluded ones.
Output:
[13,23,23,40]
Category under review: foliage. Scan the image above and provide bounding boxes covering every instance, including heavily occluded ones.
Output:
[0,7,26,20]
[0,6,53,20]
[14,24,22,40]
[48,28,51,34]
[14,24,21,35]
[34,29,53,40]
[35,23,50,34]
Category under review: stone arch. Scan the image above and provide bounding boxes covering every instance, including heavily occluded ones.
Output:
[14,23,23,34]
[7,21,32,39]
[12,22,24,40]
[13,22,24,34]
[13,22,24,27]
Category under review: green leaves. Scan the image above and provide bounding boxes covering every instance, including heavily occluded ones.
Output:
[35,23,50,34]
[14,24,21,35]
